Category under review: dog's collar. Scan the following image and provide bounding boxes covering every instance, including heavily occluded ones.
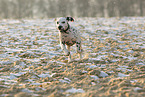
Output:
[64,24,70,32]
[60,24,70,34]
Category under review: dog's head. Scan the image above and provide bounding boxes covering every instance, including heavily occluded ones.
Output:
[56,17,74,32]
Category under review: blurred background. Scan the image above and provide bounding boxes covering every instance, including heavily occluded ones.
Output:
[0,0,144,19]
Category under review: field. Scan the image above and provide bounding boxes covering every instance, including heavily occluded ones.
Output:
[0,17,145,97]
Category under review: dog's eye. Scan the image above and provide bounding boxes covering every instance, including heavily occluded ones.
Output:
[57,22,59,24]
[62,21,65,24]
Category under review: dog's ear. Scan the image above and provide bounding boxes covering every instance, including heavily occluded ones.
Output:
[66,17,74,22]
[54,18,57,21]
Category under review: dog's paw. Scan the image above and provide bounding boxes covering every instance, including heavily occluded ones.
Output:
[81,49,84,53]
[64,51,70,56]
[68,58,72,63]
[77,49,83,53]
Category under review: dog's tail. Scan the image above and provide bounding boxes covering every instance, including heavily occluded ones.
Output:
[66,17,74,22]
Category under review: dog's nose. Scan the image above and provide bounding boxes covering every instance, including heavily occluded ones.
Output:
[58,26,62,30]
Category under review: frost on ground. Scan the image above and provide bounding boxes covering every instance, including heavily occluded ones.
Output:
[0,17,145,96]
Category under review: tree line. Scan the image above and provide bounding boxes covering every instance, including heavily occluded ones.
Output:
[0,0,144,19]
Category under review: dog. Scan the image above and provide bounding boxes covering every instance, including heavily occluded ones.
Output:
[56,17,83,62]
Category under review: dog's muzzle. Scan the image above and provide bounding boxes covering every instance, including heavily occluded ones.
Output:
[58,26,63,30]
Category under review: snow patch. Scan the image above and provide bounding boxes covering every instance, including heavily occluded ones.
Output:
[86,65,98,68]
[134,87,142,92]
[59,79,70,83]
[90,75,99,80]
[118,73,129,77]
[65,88,85,93]
[100,71,109,78]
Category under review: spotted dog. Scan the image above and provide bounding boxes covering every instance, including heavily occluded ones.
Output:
[56,17,82,62]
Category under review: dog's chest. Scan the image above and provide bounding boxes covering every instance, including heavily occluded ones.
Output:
[59,27,78,46]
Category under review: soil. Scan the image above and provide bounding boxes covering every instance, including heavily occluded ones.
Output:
[0,17,145,97]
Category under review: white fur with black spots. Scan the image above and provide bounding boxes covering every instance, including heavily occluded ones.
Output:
[56,17,83,62]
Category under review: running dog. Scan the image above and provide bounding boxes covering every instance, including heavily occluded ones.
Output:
[56,17,83,62]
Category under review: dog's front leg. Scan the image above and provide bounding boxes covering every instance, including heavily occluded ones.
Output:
[60,41,69,56]
[66,45,71,62]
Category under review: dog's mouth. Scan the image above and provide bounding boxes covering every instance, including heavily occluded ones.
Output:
[57,24,70,32]
[58,26,63,30]
[58,26,66,32]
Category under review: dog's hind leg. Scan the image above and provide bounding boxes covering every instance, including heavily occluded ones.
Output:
[76,41,82,60]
